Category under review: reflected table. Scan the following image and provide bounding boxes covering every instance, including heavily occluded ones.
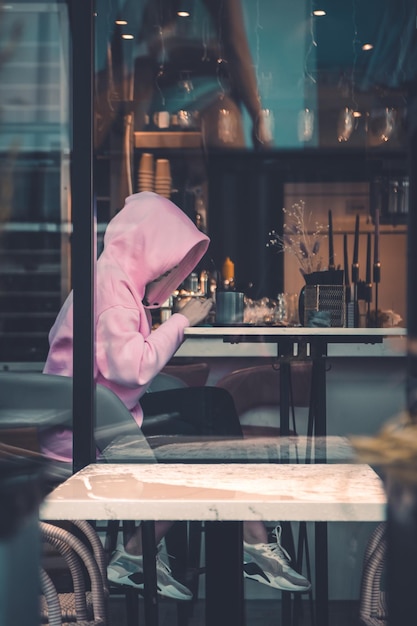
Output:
[41,460,386,626]
[183,326,406,437]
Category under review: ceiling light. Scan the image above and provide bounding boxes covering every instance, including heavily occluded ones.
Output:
[177,1,192,17]
[312,9,326,16]
[353,111,362,118]
[122,34,134,40]
[115,20,128,25]
[362,43,374,51]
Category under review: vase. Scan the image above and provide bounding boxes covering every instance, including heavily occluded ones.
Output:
[298,270,346,327]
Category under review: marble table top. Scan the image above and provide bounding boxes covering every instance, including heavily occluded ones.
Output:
[184,326,405,339]
[40,462,386,523]
[101,435,355,463]
[146,435,355,463]
[178,326,406,358]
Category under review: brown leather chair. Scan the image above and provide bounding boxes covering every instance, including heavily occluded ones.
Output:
[161,362,210,388]
[216,362,312,437]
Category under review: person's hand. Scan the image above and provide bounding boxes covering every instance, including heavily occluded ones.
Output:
[179,297,213,326]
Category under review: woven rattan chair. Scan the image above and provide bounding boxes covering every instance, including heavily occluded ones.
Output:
[40,520,108,626]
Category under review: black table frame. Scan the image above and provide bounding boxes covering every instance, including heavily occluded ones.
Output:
[142,329,392,626]
[206,331,386,626]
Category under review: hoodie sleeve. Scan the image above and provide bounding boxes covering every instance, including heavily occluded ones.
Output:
[95,305,189,390]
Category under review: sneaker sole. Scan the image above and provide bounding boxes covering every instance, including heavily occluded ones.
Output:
[107,569,193,601]
[244,570,311,593]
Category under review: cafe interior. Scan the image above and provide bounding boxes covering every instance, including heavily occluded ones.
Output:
[0,1,417,625]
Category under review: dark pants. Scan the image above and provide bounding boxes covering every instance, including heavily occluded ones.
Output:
[140,386,244,584]
[140,386,243,438]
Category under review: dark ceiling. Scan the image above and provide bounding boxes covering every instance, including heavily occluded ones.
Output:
[312,0,416,91]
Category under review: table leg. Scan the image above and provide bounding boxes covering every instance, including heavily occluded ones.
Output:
[309,347,329,626]
[205,521,245,626]
[279,359,295,622]
[279,360,291,436]
[306,341,329,626]
[279,340,329,626]
[281,522,296,624]
[312,354,327,440]
[315,522,328,626]
[142,520,159,626]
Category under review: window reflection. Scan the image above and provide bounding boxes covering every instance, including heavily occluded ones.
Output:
[0,1,70,362]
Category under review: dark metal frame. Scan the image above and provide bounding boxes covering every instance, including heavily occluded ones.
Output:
[68,0,96,472]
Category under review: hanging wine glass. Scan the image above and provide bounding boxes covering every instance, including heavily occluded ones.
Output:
[367,107,397,145]
[297,108,314,142]
[176,70,200,129]
[337,107,355,142]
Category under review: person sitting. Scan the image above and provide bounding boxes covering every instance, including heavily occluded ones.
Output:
[41,191,310,600]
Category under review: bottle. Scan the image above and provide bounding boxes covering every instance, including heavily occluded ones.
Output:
[160,296,173,323]
[208,270,218,301]
[199,270,208,296]
[186,272,199,293]
[194,187,207,233]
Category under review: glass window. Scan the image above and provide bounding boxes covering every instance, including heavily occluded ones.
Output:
[90,3,413,622]
[1,2,415,623]
[0,0,70,364]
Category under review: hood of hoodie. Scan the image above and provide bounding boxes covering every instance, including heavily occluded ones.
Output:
[99,192,210,308]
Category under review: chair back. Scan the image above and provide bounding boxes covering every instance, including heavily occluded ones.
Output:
[215,363,312,436]
[146,371,188,392]
[161,363,210,387]
[215,363,312,416]
[0,372,155,465]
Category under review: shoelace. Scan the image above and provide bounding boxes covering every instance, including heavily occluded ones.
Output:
[156,546,176,575]
[266,525,292,563]
[156,554,173,574]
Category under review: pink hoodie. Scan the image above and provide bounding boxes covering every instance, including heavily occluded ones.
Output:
[41,192,209,460]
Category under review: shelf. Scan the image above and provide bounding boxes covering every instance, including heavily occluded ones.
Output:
[134,131,202,150]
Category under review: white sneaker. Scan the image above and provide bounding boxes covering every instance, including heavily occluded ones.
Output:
[243,526,311,593]
[107,543,193,601]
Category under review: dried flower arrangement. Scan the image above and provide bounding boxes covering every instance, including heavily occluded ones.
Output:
[352,411,417,484]
[266,200,327,277]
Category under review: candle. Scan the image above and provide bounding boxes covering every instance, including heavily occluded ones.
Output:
[222,256,235,282]
[352,214,360,284]
[353,215,360,265]
[328,210,335,269]
[374,208,380,265]
[366,232,371,284]
[343,234,350,287]
[373,208,381,285]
